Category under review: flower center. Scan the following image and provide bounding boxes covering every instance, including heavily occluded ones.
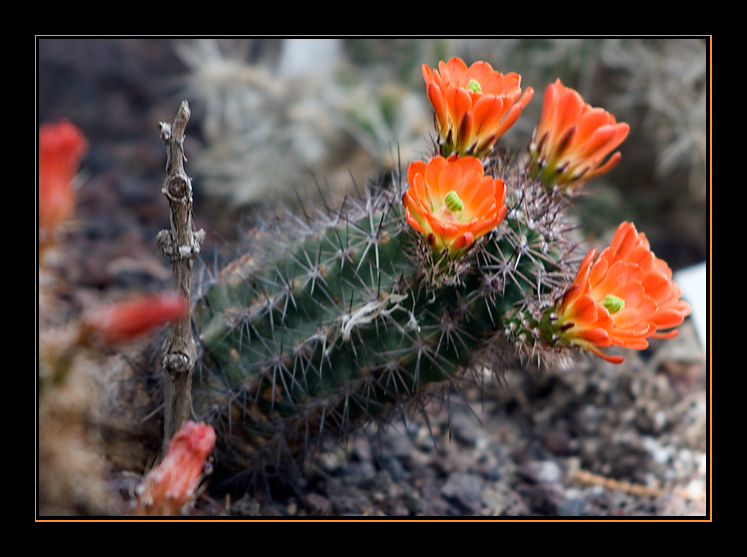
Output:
[602,295,625,315]
[444,190,464,213]
[466,79,481,93]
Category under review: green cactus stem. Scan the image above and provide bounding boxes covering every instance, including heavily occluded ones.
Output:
[192,163,578,480]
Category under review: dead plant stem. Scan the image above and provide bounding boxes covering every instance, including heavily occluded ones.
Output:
[157,101,205,452]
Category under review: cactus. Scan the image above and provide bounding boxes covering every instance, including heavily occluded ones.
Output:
[190,57,691,485]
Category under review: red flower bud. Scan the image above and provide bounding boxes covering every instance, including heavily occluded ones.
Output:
[134,421,216,516]
[83,293,190,347]
[38,120,88,248]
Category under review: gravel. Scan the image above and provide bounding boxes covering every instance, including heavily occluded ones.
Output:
[203,320,707,517]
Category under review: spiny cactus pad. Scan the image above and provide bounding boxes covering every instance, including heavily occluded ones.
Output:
[192,159,579,481]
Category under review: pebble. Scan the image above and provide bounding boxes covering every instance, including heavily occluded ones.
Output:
[441,472,484,515]
[517,460,562,484]
[302,492,333,515]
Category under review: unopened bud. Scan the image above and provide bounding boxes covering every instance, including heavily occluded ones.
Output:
[83,293,190,347]
[134,420,216,516]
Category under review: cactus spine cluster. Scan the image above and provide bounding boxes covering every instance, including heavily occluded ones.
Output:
[192,57,689,483]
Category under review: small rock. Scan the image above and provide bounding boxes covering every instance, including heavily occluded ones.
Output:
[441,472,484,515]
[447,407,482,447]
[522,482,564,515]
[517,460,562,484]
[380,426,414,459]
[558,494,588,516]
[229,495,261,516]
[544,428,573,455]
[302,492,333,515]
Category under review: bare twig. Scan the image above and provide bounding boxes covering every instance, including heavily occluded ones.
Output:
[156,101,205,452]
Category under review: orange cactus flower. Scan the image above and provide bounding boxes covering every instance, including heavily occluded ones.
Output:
[38,120,88,250]
[134,421,216,516]
[82,293,190,347]
[528,79,629,191]
[403,154,507,258]
[553,222,691,363]
[422,57,534,160]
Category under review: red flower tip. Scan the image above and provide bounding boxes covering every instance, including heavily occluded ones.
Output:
[422,57,532,160]
[38,120,88,248]
[529,79,628,191]
[83,292,190,347]
[134,421,216,516]
[553,222,691,363]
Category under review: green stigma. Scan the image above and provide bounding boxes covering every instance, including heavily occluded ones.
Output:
[444,190,464,212]
[603,295,625,315]
[466,79,481,93]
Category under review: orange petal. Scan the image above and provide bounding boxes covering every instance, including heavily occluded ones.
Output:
[471,195,498,224]
[518,86,534,108]
[465,60,495,86]
[456,168,487,213]
[472,95,504,134]
[444,57,468,80]
[407,160,427,188]
[574,326,611,346]
[567,293,599,324]
[589,348,625,364]
[492,101,525,139]
[450,85,473,128]
[460,174,495,215]
[650,329,679,340]
[477,71,504,95]
[450,231,474,250]
[586,152,622,181]
[404,206,427,235]
[575,108,614,144]
[652,304,691,330]
[555,87,585,140]
[574,124,617,160]
[642,270,678,303]
[438,157,464,202]
[423,155,446,184]
[426,82,447,130]
[500,72,521,94]
[592,260,642,297]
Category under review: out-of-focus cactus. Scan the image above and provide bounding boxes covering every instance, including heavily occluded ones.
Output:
[38,121,199,516]
[38,120,88,258]
[191,57,691,484]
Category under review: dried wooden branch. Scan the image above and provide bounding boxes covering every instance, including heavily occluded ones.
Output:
[156,100,205,452]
